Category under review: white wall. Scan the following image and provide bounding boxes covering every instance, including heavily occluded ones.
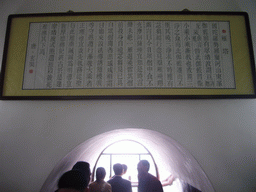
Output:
[0,0,256,192]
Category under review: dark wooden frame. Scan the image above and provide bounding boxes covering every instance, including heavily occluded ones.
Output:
[0,11,255,100]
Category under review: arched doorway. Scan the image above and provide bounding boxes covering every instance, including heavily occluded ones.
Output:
[40,128,214,192]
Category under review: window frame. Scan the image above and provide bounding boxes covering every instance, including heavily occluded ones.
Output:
[91,139,160,183]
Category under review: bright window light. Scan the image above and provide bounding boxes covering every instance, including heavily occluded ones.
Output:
[93,140,158,191]
[103,140,148,154]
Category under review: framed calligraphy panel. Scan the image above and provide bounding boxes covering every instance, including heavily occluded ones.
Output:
[1,11,255,99]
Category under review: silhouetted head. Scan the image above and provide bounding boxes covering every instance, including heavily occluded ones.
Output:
[72,161,91,184]
[113,163,123,175]
[137,160,150,174]
[122,164,128,175]
[57,170,88,192]
[96,167,106,181]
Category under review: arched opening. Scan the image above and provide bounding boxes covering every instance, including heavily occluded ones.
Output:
[40,128,214,192]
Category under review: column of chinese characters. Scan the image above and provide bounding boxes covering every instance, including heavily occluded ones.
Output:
[155,22,164,87]
[164,21,174,87]
[46,23,57,88]
[55,23,67,88]
[183,22,193,87]
[212,23,222,87]
[211,23,221,88]
[65,23,76,88]
[95,22,105,88]
[192,22,203,87]
[26,29,38,87]
[34,23,48,88]
[220,23,235,88]
[202,22,214,87]
[135,21,144,87]
[145,21,153,87]
[75,22,86,88]
[85,22,94,88]
[174,22,183,87]
[106,22,114,87]
[126,21,134,87]
[116,22,124,87]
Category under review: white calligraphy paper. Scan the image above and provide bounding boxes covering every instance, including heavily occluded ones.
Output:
[23,21,235,89]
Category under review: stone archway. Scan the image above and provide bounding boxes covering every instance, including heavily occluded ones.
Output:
[40,128,214,192]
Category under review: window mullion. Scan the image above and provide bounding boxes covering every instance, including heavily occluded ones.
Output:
[110,154,112,178]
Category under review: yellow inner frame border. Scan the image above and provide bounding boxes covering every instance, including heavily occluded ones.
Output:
[2,14,255,97]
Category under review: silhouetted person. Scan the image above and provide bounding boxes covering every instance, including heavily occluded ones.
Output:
[122,164,128,175]
[108,163,132,192]
[89,167,112,192]
[137,160,163,192]
[122,164,131,181]
[72,161,91,185]
[56,170,89,192]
